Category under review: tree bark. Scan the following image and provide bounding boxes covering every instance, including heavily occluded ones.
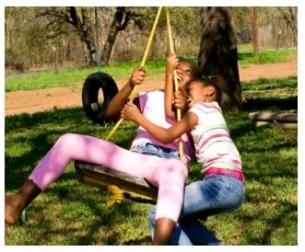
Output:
[37,7,143,66]
[251,7,259,53]
[37,7,96,66]
[198,7,242,111]
[67,7,96,66]
[100,7,131,65]
[278,7,297,46]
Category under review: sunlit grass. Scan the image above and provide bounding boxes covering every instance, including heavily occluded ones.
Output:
[5,48,297,92]
[238,48,296,66]
[5,77,297,245]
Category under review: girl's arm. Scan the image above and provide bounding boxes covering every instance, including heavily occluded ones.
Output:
[164,54,178,119]
[104,68,145,121]
[121,102,198,144]
[174,90,188,115]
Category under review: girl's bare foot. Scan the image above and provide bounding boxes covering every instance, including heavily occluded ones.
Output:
[5,194,22,225]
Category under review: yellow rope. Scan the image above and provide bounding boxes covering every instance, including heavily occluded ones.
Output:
[106,185,156,207]
[165,7,185,161]
[106,6,164,141]
[105,7,164,205]
[106,185,125,207]
[104,7,186,205]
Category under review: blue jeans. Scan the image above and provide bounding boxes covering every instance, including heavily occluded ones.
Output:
[131,142,244,245]
[149,174,246,245]
[130,142,180,160]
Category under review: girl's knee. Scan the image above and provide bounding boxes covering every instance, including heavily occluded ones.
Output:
[58,133,76,141]
[56,133,78,148]
[52,134,84,158]
[164,160,187,178]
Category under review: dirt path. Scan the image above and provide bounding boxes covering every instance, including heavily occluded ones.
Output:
[5,57,297,116]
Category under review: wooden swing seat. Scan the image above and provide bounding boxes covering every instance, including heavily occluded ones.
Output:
[75,160,157,204]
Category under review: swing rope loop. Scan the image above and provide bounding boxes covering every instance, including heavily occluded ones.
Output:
[106,6,163,140]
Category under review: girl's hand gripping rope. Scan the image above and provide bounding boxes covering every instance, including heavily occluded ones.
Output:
[129,67,146,87]
[173,90,187,112]
[166,54,179,74]
[121,102,142,123]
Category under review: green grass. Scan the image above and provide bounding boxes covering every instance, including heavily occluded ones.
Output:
[5,59,167,92]
[5,48,297,92]
[241,76,298,102]
[237,43,253,53]
[241,76,297,91]
[238,48,296,66]
[5,77,297,245]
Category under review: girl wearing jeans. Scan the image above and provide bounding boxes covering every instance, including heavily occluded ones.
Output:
[6,60,224,244]
[122,77,246,244]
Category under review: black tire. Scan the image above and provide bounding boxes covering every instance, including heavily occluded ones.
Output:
[82,72,119,125]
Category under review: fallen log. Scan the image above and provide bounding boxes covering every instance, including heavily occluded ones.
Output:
[254,121,297,129]
[249,111,297,129]
[249,111,297,123]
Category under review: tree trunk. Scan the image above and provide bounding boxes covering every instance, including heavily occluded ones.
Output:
[67,7,96,66]
[100,7,130,65]
[37,7,142,66]
[38,7,97,66]
[251,7,259,53]
[278,7,297,46]
[198,7,242,111]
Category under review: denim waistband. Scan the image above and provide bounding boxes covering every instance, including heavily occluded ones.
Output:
[147,143,176,153]
[130,142,179,159]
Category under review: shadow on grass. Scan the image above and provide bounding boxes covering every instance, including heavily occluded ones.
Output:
[239,201,297,245]
[5,106,151,245]
[122,235,152,245]
[5,107,136,190]
[242,96,297,111]
[5,107,85,131]
[5,89,297,244]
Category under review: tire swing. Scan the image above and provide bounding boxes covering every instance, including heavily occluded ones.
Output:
[82,72,118,125]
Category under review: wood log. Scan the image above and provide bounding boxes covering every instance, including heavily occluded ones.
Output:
[75,160,157,201]
[255,121,297,129]
[249,111,297,123]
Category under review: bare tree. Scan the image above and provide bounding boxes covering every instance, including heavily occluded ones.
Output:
[37,7,145,66]
[37,7,96,66]
[198,7,242,111]
[100,7,144,65]
[278,7,297,46]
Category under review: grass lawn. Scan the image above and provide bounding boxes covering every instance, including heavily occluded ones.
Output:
[5,76,297,245]
[5,48,297,92]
